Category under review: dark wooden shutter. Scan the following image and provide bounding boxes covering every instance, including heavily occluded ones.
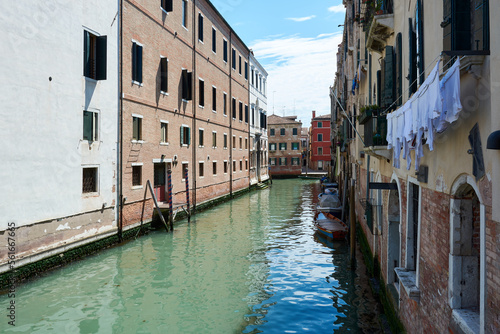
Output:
[232,98,236,118]
[96,36,107,80]
[396,33,403,106]
[212,28,216,52]
[83,31,90,77]
[198,14,203,42]
[408,18,417,97]
[181,70,192,100]
[132,44,143,83]
[376,70,382,107]
[239,102,243,121]
[199,79,204,106]
[165,0,173,12]
[245,105,248,123]
[160,58,168,92]
[416,0,424,85]
[223,40,228,61]
[384,46,394,108]
[186,71,192,100]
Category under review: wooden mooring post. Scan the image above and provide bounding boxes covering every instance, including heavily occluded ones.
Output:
[185,167,191,222]
[349,179,356,268]
[167,169,174,231]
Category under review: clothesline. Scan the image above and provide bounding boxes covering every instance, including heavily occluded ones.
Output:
[380,52,463,117]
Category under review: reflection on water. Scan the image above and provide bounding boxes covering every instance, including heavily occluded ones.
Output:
[0,179,384,333]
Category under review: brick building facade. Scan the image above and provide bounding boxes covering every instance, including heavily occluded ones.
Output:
[333,1,499,333]
[268,115,302,176]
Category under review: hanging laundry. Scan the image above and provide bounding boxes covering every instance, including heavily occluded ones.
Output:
[435,58,462,133]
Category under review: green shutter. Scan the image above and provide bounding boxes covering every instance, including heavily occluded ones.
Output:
[83,31,90,77]
[161,58,168,92]
[83,111,93,141]
[96,35,107,80]
[384,45,394,108]
[416,0,424,85]
[187,127,191,145]
[137,45,143,83]
[408,18,417,97]
[180,126,184,145]
[132,43,137,81]
[396,33,403,106]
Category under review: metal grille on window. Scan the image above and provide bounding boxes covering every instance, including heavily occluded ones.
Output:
[82,168,97,193]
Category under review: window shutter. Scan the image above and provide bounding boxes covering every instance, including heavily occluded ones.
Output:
[468,123,485,180]
[83,111,93,141]
[408,18,417,97]
[245,105,248,123]
[396,33,403,106]
[160,58,168,92]
[83,31,90,77]
[187,127,191,145]
[384,45,394,108]
[199,80,204,106]
[376,70,382,107]
[455,0,472,50]
[198,14,203,41]
[416,0,425,85]
[180,126,184,145]
[212,28,216,52]
[137,45,143,83]
[132,43,137,81]
[166,0,173,12]
[186,71,192,100]
[96,36,107,80]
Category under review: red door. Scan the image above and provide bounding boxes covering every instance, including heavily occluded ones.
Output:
[154,163,166,202]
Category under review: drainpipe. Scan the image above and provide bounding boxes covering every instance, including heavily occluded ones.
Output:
[118,0,123,241]
[229,31,233,197]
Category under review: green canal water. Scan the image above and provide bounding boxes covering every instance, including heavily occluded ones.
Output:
[1,179,385,333]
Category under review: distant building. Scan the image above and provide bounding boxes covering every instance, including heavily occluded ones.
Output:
[310,111,331,171]
[300,128,310,168]
[249,52,269,185]
[268,115,302,176]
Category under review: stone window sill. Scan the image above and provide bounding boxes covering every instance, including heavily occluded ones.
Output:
[394,268,420,302]
[451,309,480,334]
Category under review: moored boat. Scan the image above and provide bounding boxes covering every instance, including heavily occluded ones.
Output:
[314,211,349,240]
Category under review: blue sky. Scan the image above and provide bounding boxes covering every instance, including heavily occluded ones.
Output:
[210,0,346,126]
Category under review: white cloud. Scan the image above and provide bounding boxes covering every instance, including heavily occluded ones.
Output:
[286,15,316,22]
[328,4,345,14]
[250,33,343,127]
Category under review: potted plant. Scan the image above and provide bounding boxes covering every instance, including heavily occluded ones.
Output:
[358,104,379,124]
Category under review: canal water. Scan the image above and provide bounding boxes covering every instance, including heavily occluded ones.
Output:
[1,179,385,333]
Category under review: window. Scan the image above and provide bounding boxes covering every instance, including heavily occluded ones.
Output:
[232,135,236,149]
[161,0,173,12]
[180,125,191,146]
[239,137,242,149]
[198,13,204,42]
[245,160,248,170]
[279,157,287,166]
[245,138,248,149]
[132,165,142,186]
[182,0,188,28]
[238,55,242,74]
[251,106,255,125]
[198,128,204,147]
[224,161,228,173]
[82,167,98,193]
[212,131,217,148]
[83,31,107,80]
[224,133,228,149]
[269,143,276,151]
[132,116,142,140]
[291,157,300,166]
[318,134,323,142]
[270,128,275,136]
[269,158,276,166]
[244,62,248,80]
[160,57,168,93]
[280,128,285,136]
[239,102,243,121]
[182,69,193,100]
[317,122,323,128]
[318,147,323,155]
[83,110,98,142]
[233,160,236,173]
[199,79,204,107]
[212,161,217,175]
[245,105,248,123]
[232,98,236,119]
[239,160,243,171]
[279,143,287,151]
[132,42,143,84]
[223,93,227,115]
[212,28,216,53]
[212,86,217,111]
[223,39,228,62]
[292,128,298,135]
[232,48,236,70]
[160,122,168,143]
[291,142,299,151]
[182,163,188,181]
[199,162,204,177]
[251,69,254,85]
[407,182,421,273]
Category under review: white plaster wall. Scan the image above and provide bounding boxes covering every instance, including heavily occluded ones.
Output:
[0,0,118,228]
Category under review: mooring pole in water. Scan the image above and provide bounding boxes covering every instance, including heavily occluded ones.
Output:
[350,179,356,268]
[185,167,191,222]
[167,169,173,231]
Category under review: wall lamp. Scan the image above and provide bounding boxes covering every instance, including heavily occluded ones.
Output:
[487,131,500,150]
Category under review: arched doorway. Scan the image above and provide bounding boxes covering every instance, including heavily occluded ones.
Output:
[449,175,485,333]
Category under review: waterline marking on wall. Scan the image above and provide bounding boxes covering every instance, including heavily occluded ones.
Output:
[6,222,16,326]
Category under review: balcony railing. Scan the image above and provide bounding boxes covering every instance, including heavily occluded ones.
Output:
[364,115,388,147]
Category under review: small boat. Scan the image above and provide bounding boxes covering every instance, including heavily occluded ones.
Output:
[316,193,342,218]
[314,211,349,240]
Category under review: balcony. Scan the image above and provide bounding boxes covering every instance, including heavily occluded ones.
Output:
[365,0,394,54]
[363,114,391,160]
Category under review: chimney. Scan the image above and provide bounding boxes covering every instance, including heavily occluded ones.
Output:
[312,110,316,119]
